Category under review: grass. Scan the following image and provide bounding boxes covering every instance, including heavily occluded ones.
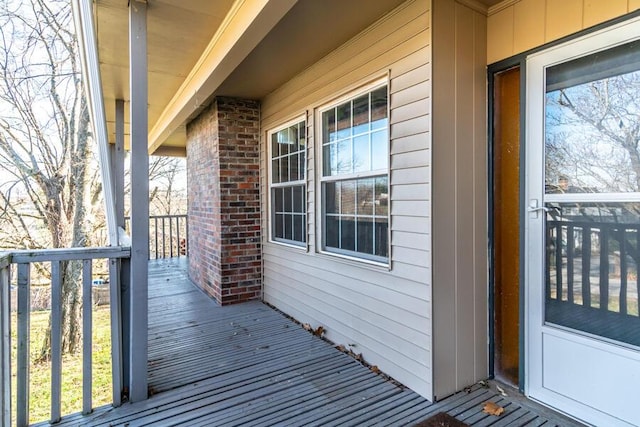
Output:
[11,306,113,424]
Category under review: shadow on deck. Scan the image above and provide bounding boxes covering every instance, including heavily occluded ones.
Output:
[47,258,584,426]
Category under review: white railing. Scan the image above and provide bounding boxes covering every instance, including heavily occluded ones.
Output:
[0,247,130,426]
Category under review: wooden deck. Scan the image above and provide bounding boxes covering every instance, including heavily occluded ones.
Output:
[43,258,585,426]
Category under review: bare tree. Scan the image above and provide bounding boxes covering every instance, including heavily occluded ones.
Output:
[148,156,186,216]
[545,70,640,194]
[0,0,95,359]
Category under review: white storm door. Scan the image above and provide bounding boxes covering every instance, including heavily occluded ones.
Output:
[525,17,640,427]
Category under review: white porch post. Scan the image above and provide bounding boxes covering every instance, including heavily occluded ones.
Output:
[128,0,149,402]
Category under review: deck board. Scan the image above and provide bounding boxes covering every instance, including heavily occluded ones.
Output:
[37,258,586,426]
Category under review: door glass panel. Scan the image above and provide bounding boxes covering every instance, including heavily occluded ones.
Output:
[545,203,640,347]
[545,40,640,194]
[544,39,640,348]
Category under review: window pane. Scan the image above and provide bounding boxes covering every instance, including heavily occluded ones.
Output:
[289,153,299,182]
[271,158,280,184]
[283,186,292,212]
[271,133,279,157]
[293,215,304,243]
[375,176,389,216]
[323,143,337,176]
[371,86,388,130]
[292,186,304,213]
[275,213,284,239]
[371,130,388,171]
[289,126,299,153]
[336,102,352,139]
[353,94,369,135]
[284,214,293,240]
[341,180,356,215]
[326,215,339,248]
[323,109,336,142]
[357,217,375,255]
[357,178,374,216]
[298,122,306,148]
[374,218,388,257]
[340,216,355,251]
[274,188,284,212]
[299,152,306,181]
[278,129,291,156]
[325,182,339,214]
[337,139,352,174]
[278,157,287,183]
[353,134,370,173]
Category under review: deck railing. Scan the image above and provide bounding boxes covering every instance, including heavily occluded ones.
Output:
[546,219,640,347]
[0,247,130,426]
[125,214,188,259]
[150,214,188,259]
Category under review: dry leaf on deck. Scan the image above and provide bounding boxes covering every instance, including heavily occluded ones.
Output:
[302,323,312,331]
[336,345,346,352]
[371,365,381,374]
[482,401,505,416]
[314,326,325,336]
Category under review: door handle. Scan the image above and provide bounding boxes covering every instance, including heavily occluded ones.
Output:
[527,206,550,213]
[528,199,550,218]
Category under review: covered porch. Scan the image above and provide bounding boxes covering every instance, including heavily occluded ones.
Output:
[24,258,581,427]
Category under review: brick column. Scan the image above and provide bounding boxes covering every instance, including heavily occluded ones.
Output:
[186,97,261,305]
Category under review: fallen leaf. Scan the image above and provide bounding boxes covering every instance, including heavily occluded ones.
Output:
[477,380,488,388]
[371,365,381,374]
[496,385,507,397]
[355,353,364,362]
[314,326,325,336]
[482,401,505,416]
[302,323,312,331]
[336,345,346,352]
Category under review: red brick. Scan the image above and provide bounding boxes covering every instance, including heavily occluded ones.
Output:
[186,97,262,305]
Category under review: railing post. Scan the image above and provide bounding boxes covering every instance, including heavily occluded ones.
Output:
[0,256,11,427]
[109,258,123,407]
[169,217,174,258]
[154,217,159,259]
[600,227,609,310]
[50,261,63,423]
[582,227,592,307]
[82,259,93,414]
[176,217,181,257]
[16,263,30,427]
[162,217,166,258]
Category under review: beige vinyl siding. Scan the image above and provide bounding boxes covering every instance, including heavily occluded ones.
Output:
[260,0,433,399]
[487,0,640,63]
[432,0,488,400]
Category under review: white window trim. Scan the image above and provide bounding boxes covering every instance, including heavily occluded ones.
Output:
[267,115,307,248]
[315,78,391,265]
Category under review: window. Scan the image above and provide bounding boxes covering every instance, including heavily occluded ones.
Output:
[320,83,389,262]
[269,119,306,245]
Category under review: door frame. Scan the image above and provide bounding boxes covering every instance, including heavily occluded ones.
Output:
[487,8,640,397]
[488,58,527,392]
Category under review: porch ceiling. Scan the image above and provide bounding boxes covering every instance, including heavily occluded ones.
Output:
[94,0,409,156]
